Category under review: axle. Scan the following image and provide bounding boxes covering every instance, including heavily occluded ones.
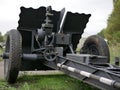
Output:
[2,53,44,60]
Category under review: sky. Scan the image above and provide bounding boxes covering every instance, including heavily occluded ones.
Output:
[0,0,113,37]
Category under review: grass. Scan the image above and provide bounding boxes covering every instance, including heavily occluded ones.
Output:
[0,74,99,90]
[109,44,120,64]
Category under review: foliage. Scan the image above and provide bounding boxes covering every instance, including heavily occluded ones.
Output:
[109,44,120,64]
[98,1,120,64]
[97,28,106,38]
[98,0,120,44]
[0,32,4,42]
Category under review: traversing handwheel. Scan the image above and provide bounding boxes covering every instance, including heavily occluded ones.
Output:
[44,48,57,61]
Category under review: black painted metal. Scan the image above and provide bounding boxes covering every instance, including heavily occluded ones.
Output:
[57,63,120,89]
[44,55,120,90]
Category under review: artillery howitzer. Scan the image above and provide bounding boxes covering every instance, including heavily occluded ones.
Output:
[2,6,120,90]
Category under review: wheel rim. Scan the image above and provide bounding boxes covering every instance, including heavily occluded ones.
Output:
[87,44,99,55]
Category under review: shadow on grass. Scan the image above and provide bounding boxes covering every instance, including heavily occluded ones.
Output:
[10,74,99,90]
[0,74,100,90]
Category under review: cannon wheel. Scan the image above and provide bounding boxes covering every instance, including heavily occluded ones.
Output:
[4,29,22,83]
[80,35,110,63]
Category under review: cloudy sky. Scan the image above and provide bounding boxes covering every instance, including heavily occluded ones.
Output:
[0,0,113,37]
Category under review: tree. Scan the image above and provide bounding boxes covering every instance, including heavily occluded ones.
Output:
[0,32,3,42]
[98,0,120,44]
[98,28,106,38]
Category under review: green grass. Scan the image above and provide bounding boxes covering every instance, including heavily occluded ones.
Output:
[109,44,120,64]
[0,75,99,90]
[0,48,3,61]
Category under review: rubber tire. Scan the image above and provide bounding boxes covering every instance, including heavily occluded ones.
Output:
[4,29,22,83]
[80,35,110,63]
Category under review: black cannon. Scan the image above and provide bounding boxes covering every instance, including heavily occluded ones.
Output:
[2,6,120,90]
